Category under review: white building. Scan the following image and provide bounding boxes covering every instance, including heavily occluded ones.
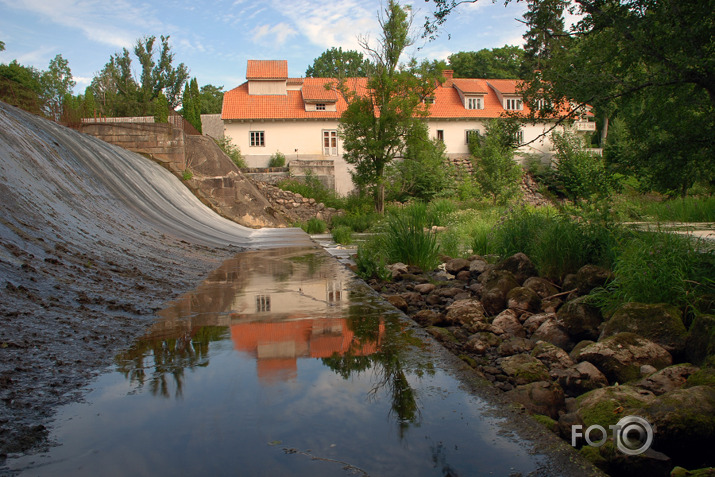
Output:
[222,60,594,195]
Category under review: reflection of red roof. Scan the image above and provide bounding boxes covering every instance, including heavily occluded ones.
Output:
[231,318,383,383]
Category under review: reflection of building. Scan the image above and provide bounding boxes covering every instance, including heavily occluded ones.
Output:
[231,318,384,383]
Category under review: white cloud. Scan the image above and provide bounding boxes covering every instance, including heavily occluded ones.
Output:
[0,0,164,49]
[251,22,298,46]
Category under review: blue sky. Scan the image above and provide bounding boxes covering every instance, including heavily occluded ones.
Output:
[0,0,530,94]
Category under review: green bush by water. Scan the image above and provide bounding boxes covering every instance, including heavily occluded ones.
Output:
[303,218,327,234]
[383,203,440,271]
[331,225,353,245]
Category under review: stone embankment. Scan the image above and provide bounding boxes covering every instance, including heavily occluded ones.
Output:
[362,254,715,477]
[253,181,341,224]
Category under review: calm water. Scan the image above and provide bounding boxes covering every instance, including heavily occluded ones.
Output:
[10,247,547,476]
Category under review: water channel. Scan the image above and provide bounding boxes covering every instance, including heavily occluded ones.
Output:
[8,245,581,476]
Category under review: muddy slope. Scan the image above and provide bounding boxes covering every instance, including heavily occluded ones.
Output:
[0,102,309,464]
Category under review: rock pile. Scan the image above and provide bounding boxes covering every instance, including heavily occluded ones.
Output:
[253,181,340,224]
[364,253,715,477]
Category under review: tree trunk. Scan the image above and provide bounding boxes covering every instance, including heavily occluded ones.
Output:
[375,183,385,215]
[600,115,609,147]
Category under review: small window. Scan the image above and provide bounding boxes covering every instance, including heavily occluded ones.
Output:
[466,129,481,145]
[250,131,265,147]
[256,295,270,312]
[513,129,524,144]
[505,98,523,110]
[467,97,482,110]
[436,130,444,142]
[423,96,435,104]
[316,103,326,111]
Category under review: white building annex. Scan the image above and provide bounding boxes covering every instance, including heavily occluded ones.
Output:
[221,60,594,195]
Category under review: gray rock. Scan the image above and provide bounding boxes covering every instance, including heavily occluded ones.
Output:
[500,353,551,385]
[532,318,573,351]
[506,380,565,419]
[496,252,538,285]
[492,309,526,338]
[557,296,603,342]
[634,364,699,396]
[577,333,672,384]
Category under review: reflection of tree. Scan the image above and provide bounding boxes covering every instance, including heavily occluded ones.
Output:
[321,285,433,433]
[115,326,228,398]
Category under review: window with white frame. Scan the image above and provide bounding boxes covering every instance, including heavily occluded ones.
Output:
[505,98,523,110]
[465,129,481,145]
[513,129,524,145]
[467,97,483,110]
[436,130,444,142]
[316,103,326,111]
[250,131,265,147]
[323,130,338,156]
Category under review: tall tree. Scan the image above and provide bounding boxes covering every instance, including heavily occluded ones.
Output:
[89,35,188,117]
[469,119,522,204]
[306,47,373,78]
[41,54,75,120]
[339,1,442,213]
[448,46,525,78]
[425,0,715,195]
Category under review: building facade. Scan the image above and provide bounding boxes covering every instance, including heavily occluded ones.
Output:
[221,60,594,195]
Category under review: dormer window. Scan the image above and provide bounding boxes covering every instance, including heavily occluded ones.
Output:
[467,97,483,110]
[316,103,326,111]
[423,96,435,104]
[505,98,523,110]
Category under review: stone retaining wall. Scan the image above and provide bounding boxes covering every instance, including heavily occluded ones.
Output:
[254,181,340,224]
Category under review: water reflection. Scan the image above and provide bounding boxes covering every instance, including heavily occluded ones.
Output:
[115,247,428,430]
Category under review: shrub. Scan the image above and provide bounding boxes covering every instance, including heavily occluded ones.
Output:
[355,235,391,281]
[303,218,327,234]
[277,172,343,209]
[331,210,380,232]
[268,151,286,168]
[383,203,440,271]
[331,225,353,245]
[215,137,245,168]
[593,231,715,314]
[426,199,457,227]
[551,130,613,201]
[181,169,193,181]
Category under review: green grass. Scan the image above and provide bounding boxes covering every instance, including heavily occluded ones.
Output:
[303,218,327,234]
[383,203,440,271]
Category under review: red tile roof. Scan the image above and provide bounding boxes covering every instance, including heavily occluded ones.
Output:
[246,60,288,80]
[301,84,338,103]
[221,63,542,121]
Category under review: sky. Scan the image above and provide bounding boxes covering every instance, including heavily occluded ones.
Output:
[0,0,531,94]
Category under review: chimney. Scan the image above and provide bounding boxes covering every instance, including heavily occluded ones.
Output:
[442,70,454,87]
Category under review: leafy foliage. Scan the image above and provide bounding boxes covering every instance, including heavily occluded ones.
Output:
[339,1,443,214]
[468,119,522,204]
[383,203,440,270]
[447,46,525,79]
[551,130,613,201]
[268,151,286,168]
[306,47,373,78]
[215,136,245,168]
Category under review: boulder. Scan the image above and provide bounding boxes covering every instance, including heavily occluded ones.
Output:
[506,286,542,314]
[640,385,715,466]
[532,318,573,351]
[523,276,559,299]
[413,283,436,294]
[492,309,526,338]
[523,312,556,335]
[500,353,551,385]
[575,264,614,295]
[385,294,408,312]
[686,314,715,365]
[497,337,534,356]
[496,252,539,285]
[466,331,502,355]
[576,384,656,429]
[634,364,699,396]
[478,269,520,315]
[387,262,409,279]
[411,309,443,327]
[551,361,608,397]
[577,333,673,384]
[444,299,487,328]
[600,302,688,358]
[468,257,489,277]
[557,296,603,342]
[506,380,565,419]
[445,258,470,276]
[531,340,575,371]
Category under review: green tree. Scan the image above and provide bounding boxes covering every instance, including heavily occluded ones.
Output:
[551,129,612,201]
[469,119,522,204]
[180,77,202,132]
[447,45,524,78]
[339,1,442,213]
[385,120,451,201]
[0,41,5,52]
[41,54,75,120]
[199,84,224,114]
[306,47,373,78]
[0,60,43,113]
[154,91,169,123]
[426,0,715,196]
[89,35,188,117]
